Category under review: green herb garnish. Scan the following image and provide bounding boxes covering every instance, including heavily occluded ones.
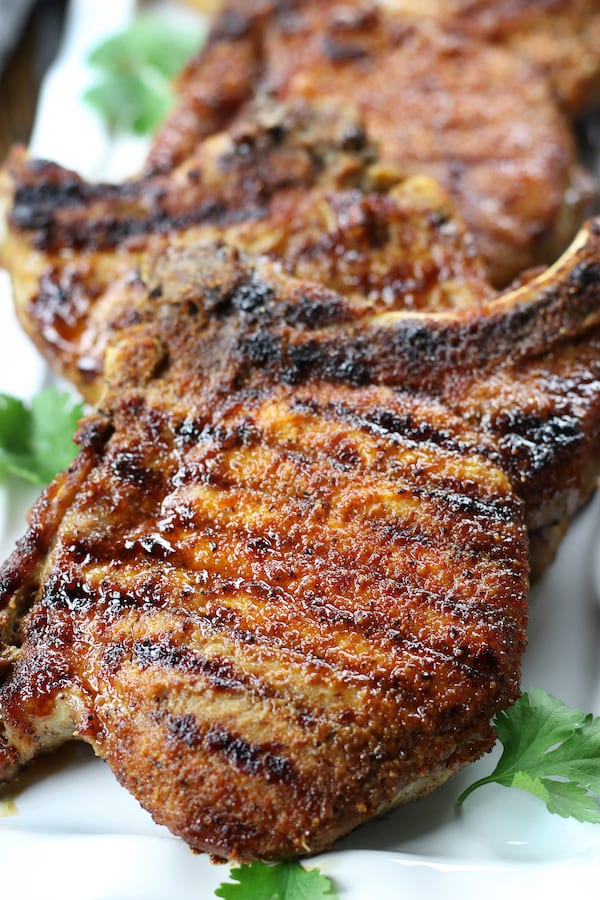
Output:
[0,387,84,485]
[458,689,600,822]
[83,14,205,135]
[215,861,338,900]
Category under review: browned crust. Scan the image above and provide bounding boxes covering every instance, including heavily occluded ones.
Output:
[0,376,528,859]
[0,106,493,401]
[150,0,596,285]
[1,214,599,858]
[386,0,600,115]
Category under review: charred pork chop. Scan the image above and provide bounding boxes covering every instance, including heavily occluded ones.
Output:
[148,0,595,286]
[1,98,595,574]
[0,102,492,402]
[0,218,599,861]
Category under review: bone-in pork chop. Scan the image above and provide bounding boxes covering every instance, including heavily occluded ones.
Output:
[2,104,595,573]
[1,217,599,861]
[0,102,492,402]
[149,0,595,285]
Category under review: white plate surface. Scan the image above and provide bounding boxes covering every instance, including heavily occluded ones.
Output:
[0,2,599,897]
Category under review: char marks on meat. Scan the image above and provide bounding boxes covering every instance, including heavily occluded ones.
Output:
[0,0,599,866]
[0,101,493,401]
[150,0,599,285]
[1,217,600,859]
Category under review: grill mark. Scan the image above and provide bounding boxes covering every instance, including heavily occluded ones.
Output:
[281,337,371,387]
[88,538,522,636]
[159,708,297,783]
[159,710,296,783]
[67,535,181,567]
[56,570,520,750]
[59,447,520,615]
[281,293,350,330]
[13,137,358,253]
[11,183,266,252]
[409,484,517,524]
[136,606,512,697]
[164,712,202,747]
[67,490,522,652]
[40,385,524,703]
[134,640,246,692]
[99,573,203,619]
[118,562,521,690]
[186,407,508,498]
[326,400,498,463]
[52,430,523,679]
[102,642,126,673]
[165,462,519,563]
[109,450,164,490]
[229,278,596,390]
[154,495,519,587]
[322,36,369,62]
[10,171,95,220]
[165,404,514,520]
[251,393,504,479]
[255,401,517,521]
[41,571,95,613]
[128,634,331,730]
[204,725,296,783]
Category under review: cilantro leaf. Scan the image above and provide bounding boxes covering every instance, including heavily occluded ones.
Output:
[457,689,600,822]
[0,394,35,482]
[215,861,338,900]
[84,69,173,137]
[0,388,84,486]
[83,14,205,135]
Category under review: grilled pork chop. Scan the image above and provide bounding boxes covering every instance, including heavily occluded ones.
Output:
[0,102,492,402]
[149,0,596,286]
[1,97,594,574]
[384,0,600,116]
[1,218,599,861]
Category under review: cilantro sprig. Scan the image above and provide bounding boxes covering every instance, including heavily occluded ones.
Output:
[0,387,84,486]
[83,14,205,135]
[458,689,600,823]
[215,861,338,900]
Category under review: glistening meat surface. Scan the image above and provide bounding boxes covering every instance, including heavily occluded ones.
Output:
[1,218,600,860]
[0,102,492,402]
[150,0,597,285]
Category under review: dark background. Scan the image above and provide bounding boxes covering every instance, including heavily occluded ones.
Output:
[0,0,68,160]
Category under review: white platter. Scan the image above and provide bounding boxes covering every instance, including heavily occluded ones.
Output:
[0,2,599,896]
